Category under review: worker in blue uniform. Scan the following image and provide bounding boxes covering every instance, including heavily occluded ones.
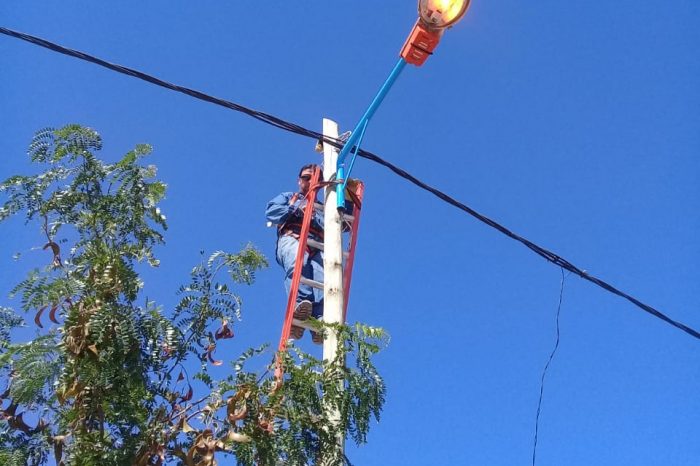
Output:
[266,164,324,343]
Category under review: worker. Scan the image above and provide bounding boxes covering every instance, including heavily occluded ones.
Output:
[266,164,324,344]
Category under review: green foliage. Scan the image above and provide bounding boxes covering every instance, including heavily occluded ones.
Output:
[221,323,388,466]
[0,125,387,466]
[0,449,28,466]
[6,334,60,405]
[0,307,24,346]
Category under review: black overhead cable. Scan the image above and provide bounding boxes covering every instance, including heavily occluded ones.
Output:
[2,26,698,341]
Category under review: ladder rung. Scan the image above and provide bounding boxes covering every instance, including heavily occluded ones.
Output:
[307,238,324,250]
[300,277,324,289]
[304,239,350,259]
[313,202,355,224]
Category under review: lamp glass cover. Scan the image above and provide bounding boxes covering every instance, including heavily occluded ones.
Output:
[418,0,470,29]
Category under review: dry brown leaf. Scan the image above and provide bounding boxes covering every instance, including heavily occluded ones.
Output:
[181,385,193,402]
[214,320,234,340]
[205,344,223,366]
[34,306,47,328]
[49,304,60,324]
[178,416,197,434]
[225,429,251,443]
[226,390,248,424]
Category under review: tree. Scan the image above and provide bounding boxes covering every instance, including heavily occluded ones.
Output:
[0,125,387,466]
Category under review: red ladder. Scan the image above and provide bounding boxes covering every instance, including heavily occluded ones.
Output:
[276,168,365,354]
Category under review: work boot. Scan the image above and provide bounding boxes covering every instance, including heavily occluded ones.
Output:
[290,325,305,340]
[294,300,312,320]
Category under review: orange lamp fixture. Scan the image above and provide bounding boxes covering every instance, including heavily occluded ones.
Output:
[401,0,471,66]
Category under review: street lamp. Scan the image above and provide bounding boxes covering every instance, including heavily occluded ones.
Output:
[419,0,471,29]
[335,0,471,208]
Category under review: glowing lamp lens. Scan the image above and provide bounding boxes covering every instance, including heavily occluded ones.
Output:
[418,0,470,29]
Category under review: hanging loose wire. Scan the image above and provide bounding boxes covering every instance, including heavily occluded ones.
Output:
[532,268,567,466]
[2,26,699,341]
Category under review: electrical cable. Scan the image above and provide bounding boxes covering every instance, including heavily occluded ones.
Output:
[532,268,567,466]
[2,26,699,341]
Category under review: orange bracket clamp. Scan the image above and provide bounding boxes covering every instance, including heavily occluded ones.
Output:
[400,20,443,67]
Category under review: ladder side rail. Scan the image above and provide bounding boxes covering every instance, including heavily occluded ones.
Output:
[277,168,323,353]
[342,181,365,322]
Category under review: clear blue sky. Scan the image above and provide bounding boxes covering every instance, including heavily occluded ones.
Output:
[2,1,699,465]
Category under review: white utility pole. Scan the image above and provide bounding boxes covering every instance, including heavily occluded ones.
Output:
[321,117,345,459]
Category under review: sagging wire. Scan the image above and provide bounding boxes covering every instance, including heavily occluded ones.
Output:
[2,26,699,341]
[532,268,568,466]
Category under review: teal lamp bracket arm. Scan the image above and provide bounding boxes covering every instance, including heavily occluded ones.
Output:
[336,57,407,209]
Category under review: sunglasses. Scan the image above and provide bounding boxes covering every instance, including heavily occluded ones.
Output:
[299,175,312,181]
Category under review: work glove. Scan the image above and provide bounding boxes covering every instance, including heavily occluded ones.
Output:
[290,199,306,218]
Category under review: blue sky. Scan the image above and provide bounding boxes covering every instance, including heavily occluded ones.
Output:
[2,1,699,465]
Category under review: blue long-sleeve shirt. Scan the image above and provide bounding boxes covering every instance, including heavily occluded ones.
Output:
[266,192,324,238]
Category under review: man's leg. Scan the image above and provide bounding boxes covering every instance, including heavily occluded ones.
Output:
[276,235,316,304]
[276,236,312,338]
